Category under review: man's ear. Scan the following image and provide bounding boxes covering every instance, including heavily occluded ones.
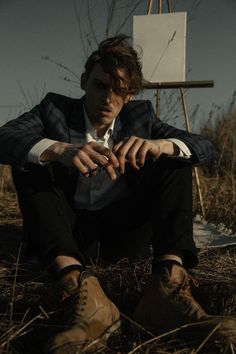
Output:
[80,73,87,91]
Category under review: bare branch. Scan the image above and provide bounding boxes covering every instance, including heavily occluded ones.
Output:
[115,0,143,34]
[17,81,31,109]
[87,0,99,46]
[73,0,88,59]
[41,55,81,81]
[106,0,117,38]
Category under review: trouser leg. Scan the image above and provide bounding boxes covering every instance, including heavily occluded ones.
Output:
[93,158,197,268]
[11,158,197,269]
[12,165,83,268]
[147,159,197,268]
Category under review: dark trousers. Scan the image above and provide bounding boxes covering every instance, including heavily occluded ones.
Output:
[12,158,198,270]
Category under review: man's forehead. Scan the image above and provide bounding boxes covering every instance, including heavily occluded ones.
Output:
[93,69,111,83]
[91,63,127,84]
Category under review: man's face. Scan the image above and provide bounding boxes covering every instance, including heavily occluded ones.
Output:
[81,63,132,128]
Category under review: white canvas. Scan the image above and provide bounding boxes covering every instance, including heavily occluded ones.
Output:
[133,12,186,83]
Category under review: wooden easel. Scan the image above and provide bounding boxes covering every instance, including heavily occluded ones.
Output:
[144,0,214,219]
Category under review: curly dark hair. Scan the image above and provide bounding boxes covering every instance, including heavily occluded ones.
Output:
[83,35,143,96]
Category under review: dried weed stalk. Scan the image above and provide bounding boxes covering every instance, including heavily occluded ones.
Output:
[0,242,235,353]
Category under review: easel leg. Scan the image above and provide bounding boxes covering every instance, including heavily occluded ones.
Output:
[156,89,161,118]
[180,88,206,219]
[147,0,206,218]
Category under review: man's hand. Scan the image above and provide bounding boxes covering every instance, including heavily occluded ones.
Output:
[113,137,179,173]
[40,141,119,180]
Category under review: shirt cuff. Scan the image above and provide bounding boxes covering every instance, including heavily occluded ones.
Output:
[167,138,191,158]
[28,138,59,164]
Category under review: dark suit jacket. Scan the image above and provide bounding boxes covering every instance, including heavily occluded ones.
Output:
[0,92,215,204]
[0,92,215,169]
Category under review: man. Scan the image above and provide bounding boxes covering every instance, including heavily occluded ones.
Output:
[0,35,235,353]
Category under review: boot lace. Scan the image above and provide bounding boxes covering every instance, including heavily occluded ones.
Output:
[74,281,88,314]
[172,275,204,314]
[176,275,199,301]
[160,270,200,303]
[65,280,89,324]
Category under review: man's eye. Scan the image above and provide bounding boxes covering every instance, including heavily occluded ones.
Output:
[95,82,106,89]
[114,88,130,97]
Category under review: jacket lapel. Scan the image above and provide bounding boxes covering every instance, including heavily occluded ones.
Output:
[68,97,86,144]
[112,108,130,145]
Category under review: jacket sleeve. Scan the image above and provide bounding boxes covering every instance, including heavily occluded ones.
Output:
[0,94,54,169]
[147,101,215,166]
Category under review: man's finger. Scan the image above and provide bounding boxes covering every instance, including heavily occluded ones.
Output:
[113,139,126,153]
[105,164,118,180]
[115,136,137,173]
[73,152,100,176]
[135,141,150,166]
[93,144,119,168]
[126,139,146,169]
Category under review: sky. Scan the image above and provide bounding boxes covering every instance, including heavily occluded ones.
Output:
[0,0,236,130]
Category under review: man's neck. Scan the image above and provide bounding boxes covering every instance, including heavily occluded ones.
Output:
[96,125,110,139]
[87,117,111,138]
[83,106,115,138]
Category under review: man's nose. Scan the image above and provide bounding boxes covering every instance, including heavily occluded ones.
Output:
[103,88,113,104]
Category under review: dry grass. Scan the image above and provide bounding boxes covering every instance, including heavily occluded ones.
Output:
[0,242,235,353]
[193,104,236,232]
[0,202,235,353]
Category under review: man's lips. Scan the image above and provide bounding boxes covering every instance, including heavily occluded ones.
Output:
[99,106,112,113]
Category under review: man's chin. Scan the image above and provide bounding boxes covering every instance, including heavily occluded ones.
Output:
[99,114,115,124]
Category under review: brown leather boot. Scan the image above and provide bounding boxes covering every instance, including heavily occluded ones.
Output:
[46,271,120,354]
[133,263,236,348]
[133,263,210,333]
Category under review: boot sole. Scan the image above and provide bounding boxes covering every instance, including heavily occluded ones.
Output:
[136,318,236,346]
[47,319,121,354]
[81,319,121,353]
